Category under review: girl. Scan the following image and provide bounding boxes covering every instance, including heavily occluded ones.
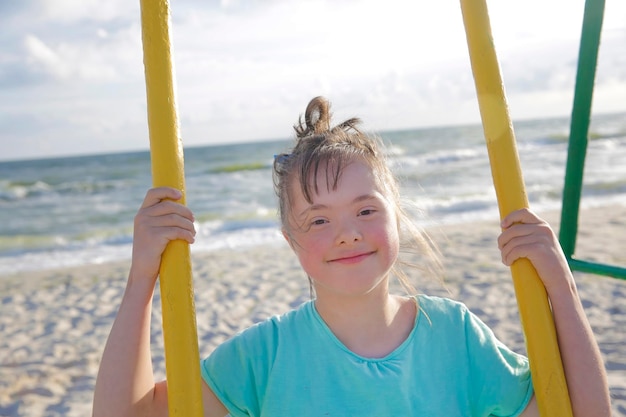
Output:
[93,97,610,416]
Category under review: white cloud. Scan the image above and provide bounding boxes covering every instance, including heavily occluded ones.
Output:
[24,35,70,79]
[0,0,624,161]
[22,34,122,82]
[35,0,138,23]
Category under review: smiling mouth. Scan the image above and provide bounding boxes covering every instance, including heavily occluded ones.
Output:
[329,252,374,265]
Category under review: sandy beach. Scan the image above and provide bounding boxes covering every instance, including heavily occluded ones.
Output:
[1,205,625,416]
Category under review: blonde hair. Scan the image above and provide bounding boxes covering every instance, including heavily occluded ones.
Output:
[273,96,442,294]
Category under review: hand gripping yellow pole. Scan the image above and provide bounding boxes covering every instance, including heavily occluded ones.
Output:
[459,1,573,416]
[139,1,204,415]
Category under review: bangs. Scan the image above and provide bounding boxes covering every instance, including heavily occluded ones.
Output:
[297,145,360,204]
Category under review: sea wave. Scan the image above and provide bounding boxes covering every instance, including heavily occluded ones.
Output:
[207,162,271,174]
[0,218,284,275]
[1,113,624,276]
[0,178,132,201]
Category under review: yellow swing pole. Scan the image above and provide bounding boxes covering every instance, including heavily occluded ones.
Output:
[139,0,204,415]
[459,1,573,416]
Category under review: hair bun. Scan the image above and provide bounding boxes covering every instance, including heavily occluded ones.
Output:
[294,96,331,138]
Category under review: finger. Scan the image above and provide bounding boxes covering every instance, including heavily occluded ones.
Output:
[140,187,183,209]
[142,199,195,222]
[134,216,196,248]
[136,206,196,236]
[499,226,556,263]
[152,212,196,234]
[498,220,554,250]
[499,231,537,264]
[500,208,541,229]
[153,223,197,244]
[501,242,535,266]
[497,222,535,250]
[501,239,557,266]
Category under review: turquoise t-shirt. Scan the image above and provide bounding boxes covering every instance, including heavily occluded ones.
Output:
[200,295,533,417]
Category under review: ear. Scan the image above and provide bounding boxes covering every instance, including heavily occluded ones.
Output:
[282,228,296,251]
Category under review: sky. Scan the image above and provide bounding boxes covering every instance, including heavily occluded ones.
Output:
[0,0,625,161]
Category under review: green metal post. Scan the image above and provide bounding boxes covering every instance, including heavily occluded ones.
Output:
[558,0,626,280]
[559,0,605,258]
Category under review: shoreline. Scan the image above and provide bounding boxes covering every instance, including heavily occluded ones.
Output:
[1,205,625,416]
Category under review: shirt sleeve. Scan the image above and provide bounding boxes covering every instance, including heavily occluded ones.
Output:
[200,320,277,417]
[462,305,534,417]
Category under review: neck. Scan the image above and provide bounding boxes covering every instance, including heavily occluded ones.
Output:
[314,288,416,358]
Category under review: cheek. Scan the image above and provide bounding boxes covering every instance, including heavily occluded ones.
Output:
[379,218,400,260]
[293,237,328,278]
[389,233,400,263]
[291,231,329,262]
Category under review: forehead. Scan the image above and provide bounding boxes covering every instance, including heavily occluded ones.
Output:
[291,158,380,203]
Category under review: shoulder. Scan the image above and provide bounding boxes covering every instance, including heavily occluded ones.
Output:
[214,300,314,355]
[416,294,472,323]
[201,301,313,385]
[200,303,314,416]
[415,294,497,345]
[247,300,313,335]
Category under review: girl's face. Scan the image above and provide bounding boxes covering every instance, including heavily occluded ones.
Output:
[284,159,400,299]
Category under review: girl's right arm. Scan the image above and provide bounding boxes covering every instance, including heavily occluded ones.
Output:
[92,187,228,417]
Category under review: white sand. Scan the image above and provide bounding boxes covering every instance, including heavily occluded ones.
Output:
[1,205,625,416]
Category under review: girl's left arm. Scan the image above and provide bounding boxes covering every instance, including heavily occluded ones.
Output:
[499,208,611,417]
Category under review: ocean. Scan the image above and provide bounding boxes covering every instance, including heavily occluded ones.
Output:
[1,113,625,276]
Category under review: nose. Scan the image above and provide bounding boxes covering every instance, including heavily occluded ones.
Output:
[335,218,362,245]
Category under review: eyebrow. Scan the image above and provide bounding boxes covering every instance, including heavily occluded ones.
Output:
[298,193,381,217]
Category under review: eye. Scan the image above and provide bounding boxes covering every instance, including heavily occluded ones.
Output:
[311,218,328,226]
[358,208,376,216]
